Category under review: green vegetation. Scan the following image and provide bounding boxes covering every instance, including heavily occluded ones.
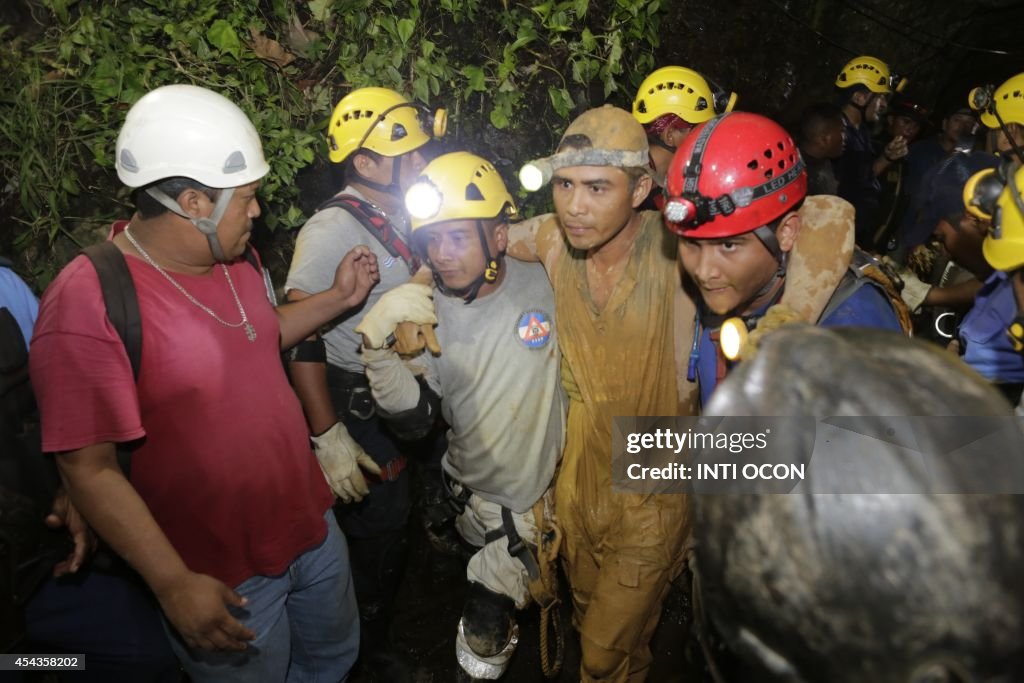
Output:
[0,0,666,288]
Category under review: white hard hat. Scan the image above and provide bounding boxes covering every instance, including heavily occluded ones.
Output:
[115,84,270,189]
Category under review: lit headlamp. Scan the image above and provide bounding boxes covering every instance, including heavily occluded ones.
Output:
[405,179,444,221]
[720,317,749,361]
[663,187,755,235]
[890,73,908,94]
[663,197,695,226]
[518,147,649,193]
[519,160,553,192]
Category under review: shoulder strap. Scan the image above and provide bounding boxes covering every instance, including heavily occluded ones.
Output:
[817,249,877,324]
[242,246,260,273]
[317,194,421,275]
[241,246,277,305]
[82,243,142,381]
[80,243,271,382]
[0,256,13,270]
[817,248,912,333]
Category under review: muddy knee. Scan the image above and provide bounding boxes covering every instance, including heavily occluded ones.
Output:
[580,633,630,681]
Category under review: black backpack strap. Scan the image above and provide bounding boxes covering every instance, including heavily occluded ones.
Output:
[0,256,13,270]
[316,194,421,275]
[81,243,142,381]
[81,243,141,476]
[80,243,269,376]
[243,246,260,272]
[242,246,278,305]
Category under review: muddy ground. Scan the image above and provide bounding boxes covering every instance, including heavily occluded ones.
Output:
[350,460,715,683]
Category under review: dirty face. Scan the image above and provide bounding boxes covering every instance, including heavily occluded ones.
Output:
[552,165,649,252]
[677,232,781,316]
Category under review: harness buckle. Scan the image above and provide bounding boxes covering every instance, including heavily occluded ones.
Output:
[347,386,375,421]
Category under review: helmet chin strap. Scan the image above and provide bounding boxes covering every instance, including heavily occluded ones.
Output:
[847,91,874,123]
[992,106,1024,164]
[708,225,787,325]
[851,100,868,120]
[145,186,234,262]
[749,224,788,300]
[649,136,677,154]
[355,153,404,195]
[428,220,500,305]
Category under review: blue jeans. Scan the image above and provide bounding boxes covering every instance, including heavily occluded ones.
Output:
[165,511,359,682]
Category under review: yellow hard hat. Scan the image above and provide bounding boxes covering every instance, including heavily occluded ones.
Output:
[969,73,1024,129]
[981,163,1024,272]
[405,151,517,232]
[835,56,904,94]
[327,87,445,164]
[632,66,738,126]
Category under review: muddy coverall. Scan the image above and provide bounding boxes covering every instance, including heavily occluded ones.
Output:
[548,211,696,682]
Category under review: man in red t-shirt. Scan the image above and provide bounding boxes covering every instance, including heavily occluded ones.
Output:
[30,85,379,682]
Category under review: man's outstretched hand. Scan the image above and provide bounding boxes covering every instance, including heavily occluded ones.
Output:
[332,245,380,310]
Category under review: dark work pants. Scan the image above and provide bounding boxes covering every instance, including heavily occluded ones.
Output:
[22,567,179,682]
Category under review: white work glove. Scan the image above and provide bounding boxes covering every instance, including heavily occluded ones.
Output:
[310,422,382,504]
[355,283,437,350]
[898,269,932,312]
[362,346,427,414]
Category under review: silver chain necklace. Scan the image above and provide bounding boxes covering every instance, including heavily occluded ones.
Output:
[123,227,256,342]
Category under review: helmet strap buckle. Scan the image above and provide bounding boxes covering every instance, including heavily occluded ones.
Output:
[145,185,232,262]
[425,220,503,304]
[353,154,403,197]
[478,220,500,287]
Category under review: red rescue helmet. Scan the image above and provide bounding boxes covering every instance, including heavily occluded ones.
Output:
[663,112,807,239]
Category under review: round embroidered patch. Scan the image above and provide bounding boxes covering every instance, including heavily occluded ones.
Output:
[516,310,552,349]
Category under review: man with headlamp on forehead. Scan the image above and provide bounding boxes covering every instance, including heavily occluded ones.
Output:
[662,111,906,407]
[284,86,446,679]
[356,152,564,681]
[513,105,697,683]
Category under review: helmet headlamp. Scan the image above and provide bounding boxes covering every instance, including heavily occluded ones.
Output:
[519,161,552,193]
[405,179,444,221]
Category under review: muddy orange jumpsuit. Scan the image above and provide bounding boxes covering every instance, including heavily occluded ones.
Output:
[542,211,695,682]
